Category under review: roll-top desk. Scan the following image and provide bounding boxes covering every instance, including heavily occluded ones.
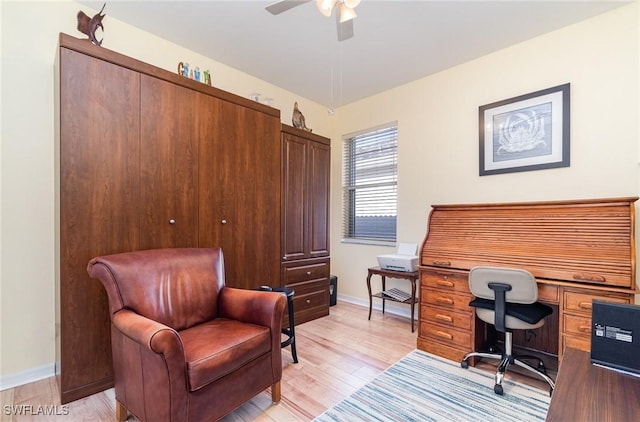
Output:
[417,197,637,363]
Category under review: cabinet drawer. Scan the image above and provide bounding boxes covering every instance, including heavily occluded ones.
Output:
[563,313,592,337]
[563,335,590,354]
[537,284,559,304]
[420,323,472,348]
[421,269,469,293]
[293,287,328,311]
[421,305,472,331]
[422,289,472,312]
[283,261,329,284]
[564,291,629,315]
[286,277,328,294]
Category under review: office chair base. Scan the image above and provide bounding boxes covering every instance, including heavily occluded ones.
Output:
[461,351,555,396]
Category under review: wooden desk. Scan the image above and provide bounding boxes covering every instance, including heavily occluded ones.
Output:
[417,198,637,363]
[366,267,418,332]
[546,347,640,421]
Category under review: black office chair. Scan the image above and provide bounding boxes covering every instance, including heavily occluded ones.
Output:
[460,266,556,396]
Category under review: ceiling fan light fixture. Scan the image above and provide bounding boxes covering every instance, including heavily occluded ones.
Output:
[343,0,361,8]
[338,3,357,23]
[316,0,337,17]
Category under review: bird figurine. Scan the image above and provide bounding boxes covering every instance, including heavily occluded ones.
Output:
[292,102,312,132]
[77,3,106,46]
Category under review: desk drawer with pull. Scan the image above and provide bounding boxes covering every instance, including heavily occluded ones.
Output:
[421,270,469,293]
[564,291,630,315]
[421,305,472,331]
[422,288,472,312]
[420,323,472,349]
[563,313,592,338]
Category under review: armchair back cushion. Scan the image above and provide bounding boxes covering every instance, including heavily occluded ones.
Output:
[93,248,224,331]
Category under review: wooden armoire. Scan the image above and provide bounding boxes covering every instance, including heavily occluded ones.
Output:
[280,125,331,325]
[55,34,282,403]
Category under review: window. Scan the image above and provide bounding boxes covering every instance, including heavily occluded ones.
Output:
[342,123,398,243]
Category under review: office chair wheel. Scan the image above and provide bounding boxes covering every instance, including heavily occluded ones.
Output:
[537,360,547,373]
[460,360,469,369]
[494,384,504,395]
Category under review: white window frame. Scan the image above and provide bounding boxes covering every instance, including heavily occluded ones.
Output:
[342,122,398,246]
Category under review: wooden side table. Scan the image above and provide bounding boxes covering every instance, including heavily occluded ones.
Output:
[367,266,419,332]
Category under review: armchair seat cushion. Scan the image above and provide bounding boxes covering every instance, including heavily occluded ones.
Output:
[181,319,271,391]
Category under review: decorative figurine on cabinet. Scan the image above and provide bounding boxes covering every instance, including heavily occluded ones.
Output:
[292,102,312,132]
[77,3,106,46]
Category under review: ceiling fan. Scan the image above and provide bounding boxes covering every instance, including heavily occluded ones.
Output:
[266,0,361,41]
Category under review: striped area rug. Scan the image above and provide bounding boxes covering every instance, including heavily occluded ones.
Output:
[314,349,550,422]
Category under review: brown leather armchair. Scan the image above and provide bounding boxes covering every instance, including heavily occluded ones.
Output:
[87,248,286,422]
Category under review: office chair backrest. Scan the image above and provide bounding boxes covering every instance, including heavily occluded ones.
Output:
[469,266,538,304]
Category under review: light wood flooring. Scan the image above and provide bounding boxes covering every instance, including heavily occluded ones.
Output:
[1,301,555,421]
[1,302,417,422]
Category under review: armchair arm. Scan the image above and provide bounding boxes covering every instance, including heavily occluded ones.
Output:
[219,288,287,381]
[218,287,286,329]
[112,309,185,356]
[111,310,188,421]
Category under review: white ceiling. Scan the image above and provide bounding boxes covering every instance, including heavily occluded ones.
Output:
[77,1,632,107]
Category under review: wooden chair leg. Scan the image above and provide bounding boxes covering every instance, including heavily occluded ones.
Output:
[116,400,128,422]
[271,381,281,403]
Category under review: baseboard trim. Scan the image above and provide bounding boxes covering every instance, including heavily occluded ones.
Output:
[0,363,55,391]
[336,294,414,320]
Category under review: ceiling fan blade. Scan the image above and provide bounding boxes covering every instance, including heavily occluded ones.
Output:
[266,0,311,15]
[336,15,354,41]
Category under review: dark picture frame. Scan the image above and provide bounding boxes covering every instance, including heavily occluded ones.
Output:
[479,83,570,176]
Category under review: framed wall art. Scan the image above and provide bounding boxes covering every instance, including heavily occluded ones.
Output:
[479,83,570,176]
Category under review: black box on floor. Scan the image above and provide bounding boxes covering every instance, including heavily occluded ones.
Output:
[329,275,337,306]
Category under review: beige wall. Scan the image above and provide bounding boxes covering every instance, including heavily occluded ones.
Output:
[329,4,639,312]
[1,1,638,386]
[0,0,329,384]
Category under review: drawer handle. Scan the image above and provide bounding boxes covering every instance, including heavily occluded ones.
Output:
[436,280,454,288]
[436,297,454,305]
[573,273,606,283]
[306,271,312,275]
[435,314,453,323]
[579,325,591,333]
[578,302,592,310]
[435,331,453,340]
[306,299,311,304]
[433,260,451,267]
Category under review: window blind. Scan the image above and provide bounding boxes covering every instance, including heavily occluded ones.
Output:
[343,123,398,242]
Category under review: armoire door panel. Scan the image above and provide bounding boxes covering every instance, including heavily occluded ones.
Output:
[139,76,198,249]
[282,134,308,261]
[308,141,331,257]
[59,47,141,401]
[199,101,281,289]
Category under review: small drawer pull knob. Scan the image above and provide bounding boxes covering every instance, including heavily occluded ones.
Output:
[221,219,227,224]
[306,299,311,304]
[306,271,312,275]
[433,260,451,267]
[435,314,453,323]
[573,273,606,283]
[436,297,454,305]
[436,331,453,340]
[169,219,176,225]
